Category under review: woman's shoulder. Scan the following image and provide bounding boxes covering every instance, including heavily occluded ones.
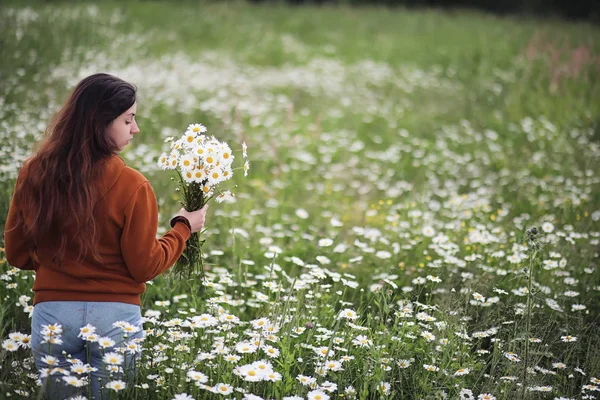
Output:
[105,154,147,183]
[121,165,149,186]
[98,155,149,200]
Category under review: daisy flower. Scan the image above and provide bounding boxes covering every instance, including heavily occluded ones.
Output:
[264,371,282,382]
[224,354,241,363]
[234,364,262,382]
[220,143,234,165]
[378,382,391,395]
[187,123,207,134]
[1,339,19,352]
[263,345,280,358]
[324,360,343,371]
[314,346,335,357]
[251,360,274,374]
[63,376,87,387]
[318,238,334,247]
[351,335,372,348]
[207,167,224,186]
[171,139,184,151]
[98,337,115,349]
[214,383,233,395]
[182,131,197,148]
[70,363,89,374]
[187,370,208,383]
[504,352,521,362]
[172,394,194,400]
[194,145,207,158]
[41,324,62,335]
[215,190,235,204]
[102,352,124,365]
[338,309,358,320]
[191,314,218,328]
[421,331,436,342]
[542,222,554,233]
[221,166,232,180]
[17,335,31,349]
[167,154,179,169]
[297,375,316,386]
[193,167,206,183]
[183,170,195,184]
[41,355,59,365]
[235,342,258,354]
[180,154,195,170]
[78,324,96,339]
[204,152,217,167]
[307,390,329,400]
[105,380,126,391]
[422,226,436,237]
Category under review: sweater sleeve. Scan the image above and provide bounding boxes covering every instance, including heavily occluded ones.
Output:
[121,182,191,283]
[4,171,37,271]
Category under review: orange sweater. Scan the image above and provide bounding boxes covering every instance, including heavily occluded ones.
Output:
[3,154,191,306]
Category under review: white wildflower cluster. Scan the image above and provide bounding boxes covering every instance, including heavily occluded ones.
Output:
[157,123,248,202]
[1,331,31,351]
[233,359,282,382]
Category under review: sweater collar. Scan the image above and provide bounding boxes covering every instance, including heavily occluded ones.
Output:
[97,154,126,198]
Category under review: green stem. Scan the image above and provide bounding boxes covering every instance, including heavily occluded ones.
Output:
[521,246,537,399]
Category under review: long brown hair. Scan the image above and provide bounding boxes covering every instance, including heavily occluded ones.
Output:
[17,73,137,265]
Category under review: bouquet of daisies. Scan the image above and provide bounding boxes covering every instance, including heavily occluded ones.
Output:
[158,123,249,279]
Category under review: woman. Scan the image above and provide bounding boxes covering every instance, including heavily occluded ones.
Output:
[4,73,208,399]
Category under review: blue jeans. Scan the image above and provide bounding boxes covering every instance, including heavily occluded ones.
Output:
[31,301,144,400]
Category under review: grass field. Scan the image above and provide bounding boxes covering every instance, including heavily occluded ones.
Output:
[1,1,600,399]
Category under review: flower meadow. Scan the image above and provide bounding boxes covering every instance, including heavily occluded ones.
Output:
[1,3,600,400]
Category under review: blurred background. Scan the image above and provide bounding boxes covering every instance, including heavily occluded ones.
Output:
[252,0,600,21]
[1,0,598,230]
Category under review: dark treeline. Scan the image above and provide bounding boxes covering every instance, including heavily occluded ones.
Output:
[248,0,600,21]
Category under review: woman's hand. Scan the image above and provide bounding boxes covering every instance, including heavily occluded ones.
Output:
[173,205,208,233]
